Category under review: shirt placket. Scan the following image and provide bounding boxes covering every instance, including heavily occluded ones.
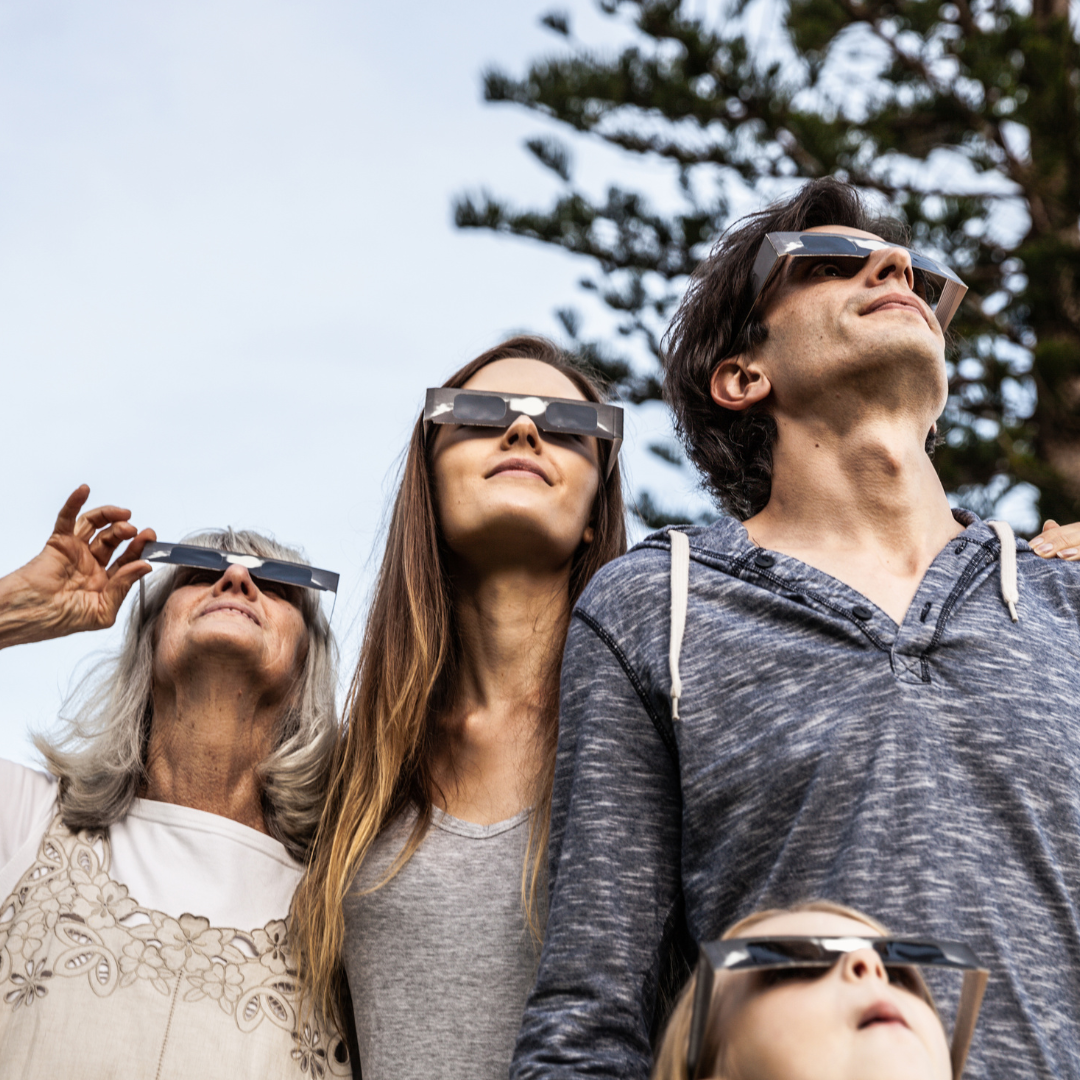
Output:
[891,536,994,685]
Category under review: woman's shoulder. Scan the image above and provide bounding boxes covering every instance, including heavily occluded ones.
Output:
[0,757,58,887]
[0,756,56,805]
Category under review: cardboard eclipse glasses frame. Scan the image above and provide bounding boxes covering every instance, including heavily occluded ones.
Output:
[687,935,988,1080]
[424,387,624,478]
[745,232,969,335]
[141,542,340,594]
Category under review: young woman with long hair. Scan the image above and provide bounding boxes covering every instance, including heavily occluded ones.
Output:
[291,336,626,1079]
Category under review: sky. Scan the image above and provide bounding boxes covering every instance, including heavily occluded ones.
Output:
[0,0,708,766]
[0,1,1046,767]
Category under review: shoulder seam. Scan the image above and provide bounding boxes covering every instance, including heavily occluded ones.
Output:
[573,609,680,767]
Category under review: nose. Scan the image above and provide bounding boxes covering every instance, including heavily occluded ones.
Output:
[865,244,916,293]
[213,563,258,599]
[501,413,541,452]
[840,946,889,986]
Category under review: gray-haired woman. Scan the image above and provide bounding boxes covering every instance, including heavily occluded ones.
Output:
[0,486,347,1079]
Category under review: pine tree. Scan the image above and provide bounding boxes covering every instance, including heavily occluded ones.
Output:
[455,0,1080,529]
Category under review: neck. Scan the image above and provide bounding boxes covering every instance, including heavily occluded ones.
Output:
[431,559,571,823]
[452,562,570,711]
[744,412,963,623]
[756,413,957,548]
[142,663,280,834]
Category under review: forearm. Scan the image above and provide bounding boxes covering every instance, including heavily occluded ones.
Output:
[512,612,683,1078]
[0,570,63,649]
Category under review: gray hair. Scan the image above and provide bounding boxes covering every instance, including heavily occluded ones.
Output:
[34,529,340,863]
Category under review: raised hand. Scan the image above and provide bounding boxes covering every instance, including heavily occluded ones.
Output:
[1030,519,1080,561]
[0,485,156,649]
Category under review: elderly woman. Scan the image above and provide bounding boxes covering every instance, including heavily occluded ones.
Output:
[0,486,347,1078]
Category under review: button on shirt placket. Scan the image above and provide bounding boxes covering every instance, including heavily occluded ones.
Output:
[890,539,997,686]
[743,549,895,660]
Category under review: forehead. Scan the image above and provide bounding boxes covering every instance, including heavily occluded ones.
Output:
[463,357,586,402]
[803,224,888,244]
[740,911,882,938]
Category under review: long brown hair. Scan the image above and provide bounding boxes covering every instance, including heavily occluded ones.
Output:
[291,335,627,1032]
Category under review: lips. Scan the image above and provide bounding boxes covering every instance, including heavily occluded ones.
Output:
[858,1000,910,1030]
[487,457,551,484]
[200,601,261,626]
[862,293,929,324]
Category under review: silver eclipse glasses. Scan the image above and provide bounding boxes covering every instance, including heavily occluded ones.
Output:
[142,542,340,594]
[687,935,988,1080]
[745,232,968,334]
[424,387,623,478]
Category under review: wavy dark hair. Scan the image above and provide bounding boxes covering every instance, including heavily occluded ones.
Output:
[663,178,910,519]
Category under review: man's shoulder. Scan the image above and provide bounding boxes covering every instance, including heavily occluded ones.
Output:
[577,517,747,620]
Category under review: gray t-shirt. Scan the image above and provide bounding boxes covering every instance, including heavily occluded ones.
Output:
[343,806,542,1080]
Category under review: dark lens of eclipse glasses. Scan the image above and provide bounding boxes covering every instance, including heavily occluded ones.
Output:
[453,393,509,423]
[170,545,228,570]
[545,400,599,432]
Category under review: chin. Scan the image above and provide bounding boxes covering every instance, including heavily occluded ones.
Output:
[448,514,581,568]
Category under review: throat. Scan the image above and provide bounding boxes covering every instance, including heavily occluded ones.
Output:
[793,549,931,626]
[747,418,964,623]
[745,522,964,626]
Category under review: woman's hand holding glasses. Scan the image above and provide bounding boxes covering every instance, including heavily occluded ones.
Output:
[0,485,155,649]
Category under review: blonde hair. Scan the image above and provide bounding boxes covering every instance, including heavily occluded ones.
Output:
[651,900,937,1080]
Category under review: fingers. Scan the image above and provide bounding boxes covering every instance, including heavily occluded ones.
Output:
[1030,519,1080,559]
[74,503,134,542]
[53,485,91,536]
[104,543,157,615]
[89,521,138,565]
[101,529,157,618]
[107,528,158,574]
[105,560,153,603]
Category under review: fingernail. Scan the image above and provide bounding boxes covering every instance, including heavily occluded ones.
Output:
[1033,542,1054,554]
[1060,548,1078,558]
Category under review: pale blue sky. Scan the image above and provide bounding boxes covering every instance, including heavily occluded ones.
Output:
[0,0,703,765]
[0,0,1041,766]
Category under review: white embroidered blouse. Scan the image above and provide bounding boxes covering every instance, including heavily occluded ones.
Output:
[0,760,348,1079]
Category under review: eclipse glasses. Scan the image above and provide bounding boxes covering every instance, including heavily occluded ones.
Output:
[744,232,968,335]
[424,387,623,478]
[687,935,988,1080]
[142,542,339,593]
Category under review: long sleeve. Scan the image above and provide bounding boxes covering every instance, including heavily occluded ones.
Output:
[511,608,683,1079]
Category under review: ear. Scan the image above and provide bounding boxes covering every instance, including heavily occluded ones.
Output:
[582,525,595,545]
[710,356,771,412]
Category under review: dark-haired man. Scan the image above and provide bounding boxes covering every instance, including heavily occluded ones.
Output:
[511,178,1080,1080]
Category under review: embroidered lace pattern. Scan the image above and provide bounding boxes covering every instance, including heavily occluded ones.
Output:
[0,812,348,1077]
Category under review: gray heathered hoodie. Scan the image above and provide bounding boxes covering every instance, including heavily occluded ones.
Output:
[511,512,1080,1080]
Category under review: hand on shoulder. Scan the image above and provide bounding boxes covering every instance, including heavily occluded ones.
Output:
[1030,519,1080,562]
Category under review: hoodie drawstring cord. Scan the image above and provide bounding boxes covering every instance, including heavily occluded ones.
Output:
[669,530,690,720]
[987,519,1020,623]
[670,520,1018,719]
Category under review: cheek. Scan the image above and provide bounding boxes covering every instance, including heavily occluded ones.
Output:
[720,988,839,1080]
[275,610,309,673]
[151,599,188,672]
[431,441,483,532]
[563,449,601,526]
[907,1000,952,1077]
